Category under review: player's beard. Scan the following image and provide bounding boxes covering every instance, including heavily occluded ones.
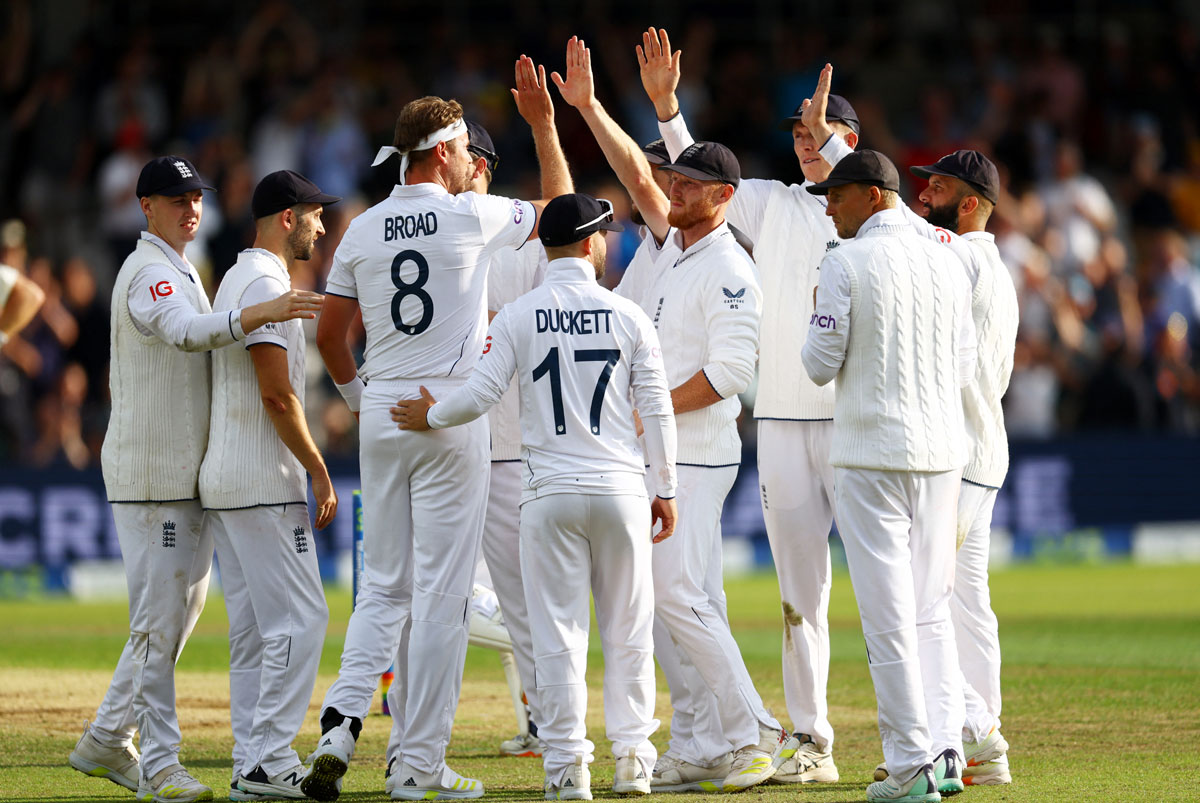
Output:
[667,192,718,230]
[923,200,960,232]
[288,221,316,261]
[448,158,476,195]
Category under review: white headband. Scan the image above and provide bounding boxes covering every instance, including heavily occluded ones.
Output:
[371,118,469,184]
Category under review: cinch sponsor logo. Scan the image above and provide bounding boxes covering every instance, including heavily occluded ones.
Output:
[512,199,525,224]
[809,313,836,329]
[384,212,438,241]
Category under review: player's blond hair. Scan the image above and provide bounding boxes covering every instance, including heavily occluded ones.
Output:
[394,96,464,167]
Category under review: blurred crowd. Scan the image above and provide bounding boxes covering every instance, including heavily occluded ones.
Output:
[2,0,1200,469]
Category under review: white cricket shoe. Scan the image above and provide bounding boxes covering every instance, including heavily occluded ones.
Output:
[68,721,139,792]
[874,762,890,781]
[136,764,213,802]
[866,764,941,803]
[770,733,839,783]
[237,764,308,799]
[389,761,484,800]
[302,718,357,801]
[500,731,541,757]
[544,753,591,800]
[612,748,650,795]
[229,776,273,801]
[722,725,784,791]
[963,728,1011,785]
[650,752,732,793]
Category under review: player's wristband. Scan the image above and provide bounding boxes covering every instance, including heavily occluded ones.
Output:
[335,375,366,412]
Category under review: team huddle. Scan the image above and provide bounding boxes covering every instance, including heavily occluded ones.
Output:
[67,27,1017,803]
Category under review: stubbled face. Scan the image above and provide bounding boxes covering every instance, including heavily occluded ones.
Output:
[446,132,477,195]
[588,231,608,280]
[666,173,725,230]
[144,190,203,249]
[794,121,833,184]
[918,174,966,232]
[824,183,876,239]
[287,204,326,261]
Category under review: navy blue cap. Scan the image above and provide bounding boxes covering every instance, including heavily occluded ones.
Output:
[910,150,1000,205]
[539,193,624,248]
[658,141,740,188]
[643,139,670,166]
[136,156,215,198]
[466,120,500,174]
[779,94,861,134]
[252,170,341,219]
[806,149,900,195]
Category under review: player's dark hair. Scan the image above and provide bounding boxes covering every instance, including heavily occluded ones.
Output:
[394,96,465,168]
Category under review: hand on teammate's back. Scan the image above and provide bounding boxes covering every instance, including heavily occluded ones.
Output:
[391,386,437,431]
[511,55,555,127]
[650,496,678,543]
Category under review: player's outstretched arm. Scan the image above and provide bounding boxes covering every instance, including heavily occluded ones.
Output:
[240,288,325,334]
[637,27,681,123]
[511,54,573,203]
[553,35,670,242]
[251,343,338,529]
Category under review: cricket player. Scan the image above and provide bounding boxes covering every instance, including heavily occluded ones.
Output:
[801,150,976,803]
[640,32,857,782]
[69,155,323,803]
[393,192,678,800]
[199,170,341,800]
[304,57,570,802]
[800,66,1017,780]
[552,35,787,793]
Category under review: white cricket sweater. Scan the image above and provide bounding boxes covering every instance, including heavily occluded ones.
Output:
[658,112,844,420]
[200,249,308,509]
[960,233,1018,487]
[102,236,212,501]
[620,223,761,466]
[804,210,974,472]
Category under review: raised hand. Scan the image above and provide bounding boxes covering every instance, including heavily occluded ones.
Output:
[550,35,595,110]
[801,63,835,142]
[391,385,437,431]
[511,54,555,127]
[636,27,680,107]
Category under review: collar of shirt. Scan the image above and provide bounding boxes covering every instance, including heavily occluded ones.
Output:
[241,247,289,279]
[856,207,908,237]
[389,182,449,199]
[545,257,597,285]
[961,231,996,244]
[669,221,733,267]
[140,231,195,278]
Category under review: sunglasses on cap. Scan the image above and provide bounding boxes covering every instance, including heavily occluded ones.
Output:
[467,145,500,174]
[575,198,615,231]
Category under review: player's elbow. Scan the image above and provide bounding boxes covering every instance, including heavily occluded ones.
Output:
[259,389,292,416]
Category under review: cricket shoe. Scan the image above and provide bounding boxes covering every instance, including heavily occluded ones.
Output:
[612,748,650,795]
[932,750,963,796]
[963,728,1011,785]
[302,717,357,801]
[390,761,484,800]
[866,764,941,803]
[722,725,784,791]
[545,753,591,800]
[230,776,276,801]
[770,733,839,783]
[650,752,732,793]
[874,762,890,781]
[136,764,213,802]
[68,720,139,792]
[500,730,541,757]
[238,764,308,799]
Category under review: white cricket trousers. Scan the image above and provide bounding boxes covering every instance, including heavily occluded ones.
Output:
[834,467,965,783]
[321,379,489,773]
[520,492,659,784]
[650,465,780,766]
[757,419,837,752]
[209,505,328,778]
[91,501,212,779]
[954,481,1003,742]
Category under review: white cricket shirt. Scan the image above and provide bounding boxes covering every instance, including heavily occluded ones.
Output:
[200,249,308,509]
[428,257,677,502]
[325,183,536,381]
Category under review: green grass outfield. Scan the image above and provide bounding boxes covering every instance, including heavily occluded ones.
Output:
[2,561,1198,802]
